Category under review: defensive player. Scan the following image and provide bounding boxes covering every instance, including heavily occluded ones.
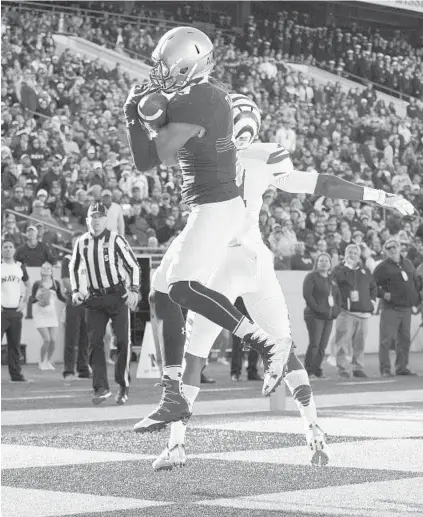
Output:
[125,27,297,432]
[144,94,415,468]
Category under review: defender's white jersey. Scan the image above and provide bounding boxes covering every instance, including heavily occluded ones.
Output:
[235,143,292,245]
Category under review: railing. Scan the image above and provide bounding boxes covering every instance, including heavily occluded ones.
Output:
[5,209,74,237]
[2,1,182,28]
[5,208,166,266]
[320,66,413,103]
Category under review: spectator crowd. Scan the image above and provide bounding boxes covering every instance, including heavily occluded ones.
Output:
[2,3,423,276]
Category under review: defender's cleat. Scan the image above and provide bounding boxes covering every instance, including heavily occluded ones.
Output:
[133,376,192,433]
[152,444,186,471]
[115,386,129,405]
[306,423,330,466]
[92,388,112,406]
[243,329,292,396]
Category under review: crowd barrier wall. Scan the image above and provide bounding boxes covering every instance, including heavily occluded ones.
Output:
[52,35,151,80]
[287,63,408,118]
[5,268,422,364]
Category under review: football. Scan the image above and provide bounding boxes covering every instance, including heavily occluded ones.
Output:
[137,91,168,128]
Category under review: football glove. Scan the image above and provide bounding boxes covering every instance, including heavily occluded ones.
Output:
[123,82,157,123]
[377,192,415,216]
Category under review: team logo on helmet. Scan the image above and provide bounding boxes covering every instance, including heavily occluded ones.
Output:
[150,27,215,93]
[230,94,261,150]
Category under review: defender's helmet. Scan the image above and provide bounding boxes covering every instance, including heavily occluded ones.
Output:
[230,93,261,150]
[150,27,214,93]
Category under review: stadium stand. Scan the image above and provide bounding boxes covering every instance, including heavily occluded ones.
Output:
[1,2,423,271]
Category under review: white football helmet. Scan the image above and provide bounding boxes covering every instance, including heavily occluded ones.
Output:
[230,93,261,150]
[150,27,214,93]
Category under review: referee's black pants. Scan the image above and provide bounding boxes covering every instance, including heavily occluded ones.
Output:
[85,290,131,392]
[1,308,24,380]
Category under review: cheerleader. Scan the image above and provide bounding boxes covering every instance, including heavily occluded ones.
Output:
[31,262,66,370]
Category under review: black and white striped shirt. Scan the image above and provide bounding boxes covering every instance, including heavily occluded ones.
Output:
[69,229,139,293]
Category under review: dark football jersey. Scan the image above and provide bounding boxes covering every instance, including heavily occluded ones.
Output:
[167,79,238,206]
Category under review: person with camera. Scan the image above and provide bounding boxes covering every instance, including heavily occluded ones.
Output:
[332,244,377,379]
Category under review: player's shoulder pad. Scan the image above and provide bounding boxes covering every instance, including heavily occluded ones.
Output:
[167,83,215,125]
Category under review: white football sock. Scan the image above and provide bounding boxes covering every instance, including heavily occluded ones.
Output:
[284,369,318,429]
[163,365,182,382]
[168,384,199,448]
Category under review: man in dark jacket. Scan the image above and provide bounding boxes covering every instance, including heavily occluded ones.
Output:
[373,238,422,376]
[333,244,377,379]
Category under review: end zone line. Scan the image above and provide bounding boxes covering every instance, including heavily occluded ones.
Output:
[2,390,423,426]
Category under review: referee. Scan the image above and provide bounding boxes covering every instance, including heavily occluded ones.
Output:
[69,203,140,406]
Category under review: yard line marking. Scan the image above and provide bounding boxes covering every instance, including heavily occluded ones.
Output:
[197,477,423,517]
[2,390,423,426]
[337,380,396,386]
[193,439,423,472]
[1,487,169,517]
[2,395,83,401]
[1,444,155,470]
[197,414,423,438]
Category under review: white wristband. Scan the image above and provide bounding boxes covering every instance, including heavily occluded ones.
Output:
[363,187,385,204]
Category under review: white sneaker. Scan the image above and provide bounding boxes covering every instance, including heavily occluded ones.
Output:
[47,362,55,370]
[243,329,292,397]
[152,444,186,471]
[38,361,49,371]
[217,357,229,366]
[306,423,330,466]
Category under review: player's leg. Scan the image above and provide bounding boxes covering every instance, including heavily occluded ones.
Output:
[134,237,191,433]
[242,250,329,466]
[167,201,292,396]
[152,259,240,469]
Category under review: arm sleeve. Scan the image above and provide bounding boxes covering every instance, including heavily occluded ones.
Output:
[54,280,67,303]
[115,236,140,288]
[369,274,378,300]
[31,281,40,303]
[20,264,29,283]
[118,207,125,236]
[125,118,161,172]
[69,237,82,292]
[314,173,365,200]
[372,263,387,298]
[303,274,320,312]
[61,257,70,279]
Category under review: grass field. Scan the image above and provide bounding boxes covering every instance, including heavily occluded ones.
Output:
[2,354,423,517]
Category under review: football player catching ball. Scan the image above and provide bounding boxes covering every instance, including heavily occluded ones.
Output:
[125,27,300,433]
[145,94,415,470]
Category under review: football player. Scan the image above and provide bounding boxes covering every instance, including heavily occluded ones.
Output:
[148,94,415,469]
[125,27,298,433]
